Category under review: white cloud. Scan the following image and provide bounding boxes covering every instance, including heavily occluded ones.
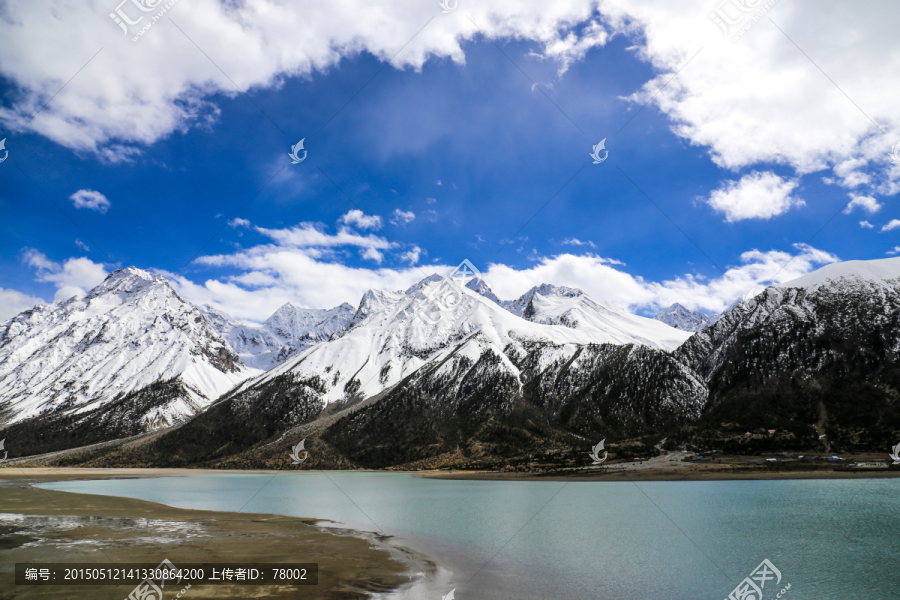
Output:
[603,0,900,192]
[707,172,803,222]
[0,288,45,321]
[0,1,611,156]
[339,210,383,231]
[561,237,597,249]
[843,194,882,215]
[74,239,91,252]
[0,1,894,201]
[426,197,437,204]
[252,222,393,251]
[538,19,609,75]
[184,229,836,321]
[390,209,416,226]
[860,220,874,229]
[484,244,838,314]
[435,181,442,186]
[22,249,108,301]
[69,189,110,214]
[881,220,900,232]
[401,246,423,265]
[229,217,251,228]
[888,247,900,255]
[361,248,384,263]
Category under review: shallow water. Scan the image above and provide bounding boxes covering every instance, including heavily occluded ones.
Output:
[41,473,900,599]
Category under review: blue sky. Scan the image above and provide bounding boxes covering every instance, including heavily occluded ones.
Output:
[0,1,897,322]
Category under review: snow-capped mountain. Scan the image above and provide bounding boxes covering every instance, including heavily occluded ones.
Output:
[0,267,259,431]
[671,256,900,452]
[678,257,900,380]
[140,275,706,469]
[506,284,691,349]
[654,303,713,332]
[202,302,354,370]
[228,276,695,407]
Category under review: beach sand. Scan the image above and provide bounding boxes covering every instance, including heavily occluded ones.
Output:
[0,468,413,600]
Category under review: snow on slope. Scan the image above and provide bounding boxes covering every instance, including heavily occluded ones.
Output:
[0,267,260,425]
[234,276,692,406]
[773,256,900,291]
[506,284,691,350]
[202,302,354,370]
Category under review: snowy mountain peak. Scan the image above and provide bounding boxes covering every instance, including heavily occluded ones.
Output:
[90,266,168,296]
[465,277,501,304]
[0,269,259,430]
[403,273,444,295]
[238,274,693,409]
[503,283,584,317]
[654,303,714,332]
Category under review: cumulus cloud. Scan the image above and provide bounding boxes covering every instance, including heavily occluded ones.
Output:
[183,232,836,321]
[0,1,894,201]
[390,209,416,226]
[881,220,900,232]
[74,239,91,251]
[604,0,900,192]
[402,246,423,265]
[361,247,384,263]
[339,210,383,231]
[888,247,900,256]
[0,288,45,321]
[69,189,110,213]
[707,172,803,222]
[0,0,610,156]
[860,220,874,229]
[843,194,882,215]
[229,217,251,228]
[22,249,108,301]
[483,244,838,314]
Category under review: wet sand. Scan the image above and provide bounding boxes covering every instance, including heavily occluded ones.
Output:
[0,468,414,600]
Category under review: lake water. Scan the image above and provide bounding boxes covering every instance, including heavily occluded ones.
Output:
[40,473,900,599]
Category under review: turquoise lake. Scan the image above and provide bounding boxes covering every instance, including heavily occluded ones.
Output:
[40,473,900,599]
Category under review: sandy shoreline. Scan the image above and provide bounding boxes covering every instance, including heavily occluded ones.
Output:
[421,451,900,481]
[0,468,416,599]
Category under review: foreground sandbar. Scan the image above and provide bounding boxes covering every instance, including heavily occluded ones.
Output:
[0,468,412,600]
